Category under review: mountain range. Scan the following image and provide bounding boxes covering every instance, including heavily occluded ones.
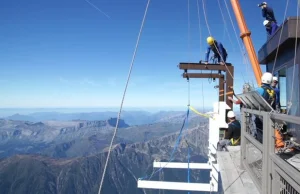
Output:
[0,127,216,194]
[0,110,216,194]
[3,110,198,125]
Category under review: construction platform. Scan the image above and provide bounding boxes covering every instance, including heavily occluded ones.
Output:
[217,146,259,194]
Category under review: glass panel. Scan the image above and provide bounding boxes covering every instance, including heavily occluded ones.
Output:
[278,75,286,109]
[286,64,299,116]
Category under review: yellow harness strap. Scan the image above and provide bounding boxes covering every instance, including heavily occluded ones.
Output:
[189,106,215,120]
[231,137,241,146]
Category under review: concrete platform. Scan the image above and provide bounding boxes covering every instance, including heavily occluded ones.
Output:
[217,146,260,194]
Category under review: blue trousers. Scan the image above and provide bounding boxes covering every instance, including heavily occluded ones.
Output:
[266,22,279,36]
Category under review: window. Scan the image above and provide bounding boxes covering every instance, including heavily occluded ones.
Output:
[278,69,287,110]
[286,64,299,116]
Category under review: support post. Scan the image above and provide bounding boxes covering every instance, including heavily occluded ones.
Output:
[262,112,270,194]
[240,108,247,170]
[225,66,234,110]
[219,76,225,102]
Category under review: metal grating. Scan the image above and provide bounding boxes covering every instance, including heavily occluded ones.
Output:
[279,175,300,194]
[246,141,263,185]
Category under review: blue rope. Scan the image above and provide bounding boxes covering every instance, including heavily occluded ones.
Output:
[187,146,190,194]
[139,107,190,180]
[186,106,190,194]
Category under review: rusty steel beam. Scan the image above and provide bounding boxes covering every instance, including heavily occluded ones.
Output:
[225,66,234,110]
[178,63,232,71]
[182,73,224,79]
[219,77,225,102]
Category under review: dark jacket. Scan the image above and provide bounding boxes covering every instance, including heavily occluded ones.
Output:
[262,7,276,23]
[224,120,241,142]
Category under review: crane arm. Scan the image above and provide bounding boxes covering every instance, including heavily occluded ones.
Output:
[230,0,262,86]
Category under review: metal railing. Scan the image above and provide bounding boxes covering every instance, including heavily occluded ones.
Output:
[240,108,300,194]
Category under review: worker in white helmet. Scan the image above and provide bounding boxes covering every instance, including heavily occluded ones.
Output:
[217,110,241,151]
[254,72,277,143]
[271,76,281,112]
[263,19,278,36]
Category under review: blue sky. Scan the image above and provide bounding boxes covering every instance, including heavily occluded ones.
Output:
[0,0,298,109]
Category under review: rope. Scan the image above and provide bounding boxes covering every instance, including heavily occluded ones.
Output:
[217,0,235,52]
[287,1,299,114]
[271,0,290,74]
[201,0,234,80]
[97,1,151,193]
[188,0,191,62]
[196,0,205,113]
[187,145,190,194]
[139,108,190,180]
[187,0,191,106]
[222,0,251,82]
[84,0,110,19]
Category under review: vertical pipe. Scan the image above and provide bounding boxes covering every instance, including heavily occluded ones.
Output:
[240,108,246,170]
[230,0,262,86]
[219,76,225,102]
[226,66,234,110]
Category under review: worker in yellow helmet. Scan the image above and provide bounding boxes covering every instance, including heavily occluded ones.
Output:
[203,36,228,65]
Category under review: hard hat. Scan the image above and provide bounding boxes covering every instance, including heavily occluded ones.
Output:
[227,111,235,118]
[258,2,267,7]
[261,72,273,84]
[263,20,269,26]
[273,76,278,82]
[207,36,215,45]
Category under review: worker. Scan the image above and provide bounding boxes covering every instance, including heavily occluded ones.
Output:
[271,76,281,112]
[254,72,284,149]
[254,72,275,143]
[256,72,276,110]
[217,111,241,151]
[263,20,278,36]
[258,2,277,23]
[203,36,227,65]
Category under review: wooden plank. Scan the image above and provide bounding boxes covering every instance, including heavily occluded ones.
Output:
[178,63,232,71]
[182,73,224,79]
[153,162,212,169]
[137,180,212,192]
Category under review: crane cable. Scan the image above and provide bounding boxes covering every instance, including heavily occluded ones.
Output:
[140,0,193,181]
[97,0,151,193]
[287,0,299,114]
[222,0,251,82]
[196,0,205,113]
[201,0,234,80]
[271,0,290,75]
[217,0,235,52]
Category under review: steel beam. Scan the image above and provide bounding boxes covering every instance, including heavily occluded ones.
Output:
[153,162,212,169]
[178,63,232,71]
[137,180,212,192]
[219,76,225,102]
[182,73,224,79]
